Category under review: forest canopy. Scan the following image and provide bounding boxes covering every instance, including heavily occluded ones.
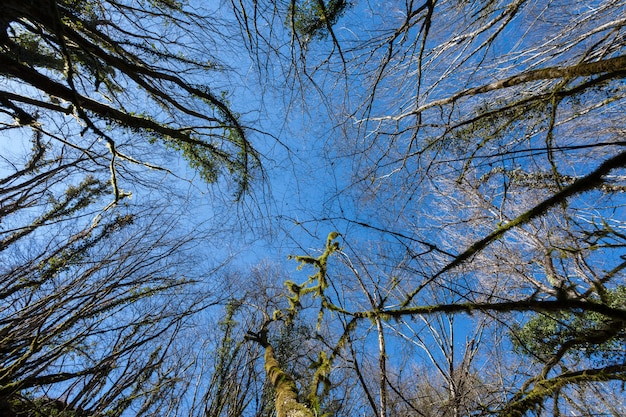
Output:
[1,1,625,416]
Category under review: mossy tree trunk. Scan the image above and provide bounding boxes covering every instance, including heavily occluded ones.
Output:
[263,344,314,417]
[247,325,314,417]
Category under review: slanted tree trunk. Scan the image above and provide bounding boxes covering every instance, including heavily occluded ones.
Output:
[264,344,314,417]
[247,329,314,417]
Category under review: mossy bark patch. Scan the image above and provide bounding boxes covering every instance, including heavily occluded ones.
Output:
[264,345,314,417]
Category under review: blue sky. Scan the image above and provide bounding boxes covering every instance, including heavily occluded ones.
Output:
[2,1,625,414]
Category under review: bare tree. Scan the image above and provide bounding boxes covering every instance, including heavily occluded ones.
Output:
[2,0,260,203]
[0,122,233,416]
[1,3,269,414]
[228,1,626,415]
[3,1,625,416]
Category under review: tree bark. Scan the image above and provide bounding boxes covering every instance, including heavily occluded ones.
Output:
[263,344,314,417]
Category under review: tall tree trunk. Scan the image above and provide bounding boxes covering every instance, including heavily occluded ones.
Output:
[263,344,314,417]
[247,328,314,417]
[376,316,388,417]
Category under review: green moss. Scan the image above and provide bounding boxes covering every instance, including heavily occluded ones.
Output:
[264,346,314,417]
[284,232,342,324]
[287,0,351,41]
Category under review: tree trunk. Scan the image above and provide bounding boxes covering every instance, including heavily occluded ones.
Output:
[263,345,314,417]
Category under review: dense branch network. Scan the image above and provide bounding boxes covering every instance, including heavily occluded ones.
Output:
[1,0,259,201]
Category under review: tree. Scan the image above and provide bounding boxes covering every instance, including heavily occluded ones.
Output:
[3,1,626,416]
[288,0,351,42]
[0,2,263,412]
[0,127,235,416]
[230,1,626,415]
[1,0,259,201]
[512,285,626,366]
